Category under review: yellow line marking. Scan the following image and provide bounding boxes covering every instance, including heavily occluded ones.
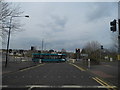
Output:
[20,64,45,72]
[92,77,117,90]
[69,63,85,71]
[92,77,111,90]
[95,77,117,90]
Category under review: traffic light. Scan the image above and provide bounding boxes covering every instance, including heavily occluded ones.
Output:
[9,49,12,53]
[13,52,16,55]
[19,50,23,54]
[76,48,80,53]
[110,19,116,32]
[101,45,103,49]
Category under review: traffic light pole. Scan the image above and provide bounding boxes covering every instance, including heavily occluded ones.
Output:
[118,19,120,60]
[116,19,120,89]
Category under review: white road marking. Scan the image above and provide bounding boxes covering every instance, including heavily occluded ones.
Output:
[25,85,117,88]
[1,85,117,89]
[0,85,8,88]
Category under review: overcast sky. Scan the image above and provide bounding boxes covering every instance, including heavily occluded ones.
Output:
[5,1,117,52]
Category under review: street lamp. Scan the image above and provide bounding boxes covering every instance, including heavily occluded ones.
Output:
[5,15,29,67]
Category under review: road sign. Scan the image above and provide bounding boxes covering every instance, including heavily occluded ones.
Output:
[81,54,88,57]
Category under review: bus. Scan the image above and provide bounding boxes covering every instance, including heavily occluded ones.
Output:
[32,53,66,62]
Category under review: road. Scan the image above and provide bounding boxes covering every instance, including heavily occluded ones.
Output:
[2,62,117,90]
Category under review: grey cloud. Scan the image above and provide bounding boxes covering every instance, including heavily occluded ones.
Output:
[50,15,68,28]
[37,15,68,39]
[86,2,117,21]
[10,37,42,49]
[38,15,67,32]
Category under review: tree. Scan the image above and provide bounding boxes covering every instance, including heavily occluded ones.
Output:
[83,41,101,64]
[0,0,23,43]
[110,31,118,53]
[84,41,101,54]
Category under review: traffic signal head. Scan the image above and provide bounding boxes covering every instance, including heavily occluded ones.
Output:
[101,45,103,49]
[110,19,116,32]
[76,48,80,53]
[9,49,12,53]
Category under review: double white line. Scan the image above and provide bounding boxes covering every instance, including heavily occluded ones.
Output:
[92,77,117,90]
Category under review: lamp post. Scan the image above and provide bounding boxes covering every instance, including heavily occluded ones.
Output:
[5,15,29,68]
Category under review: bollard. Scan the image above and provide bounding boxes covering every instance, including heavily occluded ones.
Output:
[88,59,90,69]
[39,59,42,63]
[73,59,75,63]
[110,58,113,62]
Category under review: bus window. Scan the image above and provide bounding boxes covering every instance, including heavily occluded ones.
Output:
[33,55,40,59]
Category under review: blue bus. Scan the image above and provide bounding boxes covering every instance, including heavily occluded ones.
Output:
[32,53,66,62]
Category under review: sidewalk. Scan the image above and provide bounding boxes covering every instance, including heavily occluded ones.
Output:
[2,61,38,74]
[74,60,118,86]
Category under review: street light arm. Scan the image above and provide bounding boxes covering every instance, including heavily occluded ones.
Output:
[5,15,29,18]
[25,15,29,18]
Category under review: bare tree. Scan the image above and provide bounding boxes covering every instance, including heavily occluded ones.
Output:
[84,41,101,54]
[0,0,23,44]
[83,41,101,64]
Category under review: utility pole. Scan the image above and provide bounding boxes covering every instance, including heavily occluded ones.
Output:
[42,39,44,51]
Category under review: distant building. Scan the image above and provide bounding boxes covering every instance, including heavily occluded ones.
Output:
[49,49,54,52]
[31,46,36,51]
[61,49,66,52]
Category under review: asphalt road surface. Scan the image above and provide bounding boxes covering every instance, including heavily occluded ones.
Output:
[2,62,117,90]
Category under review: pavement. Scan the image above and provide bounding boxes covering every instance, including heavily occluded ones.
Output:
[2,56,39,75]
[2,61,38,75]
[73,59,119,87]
